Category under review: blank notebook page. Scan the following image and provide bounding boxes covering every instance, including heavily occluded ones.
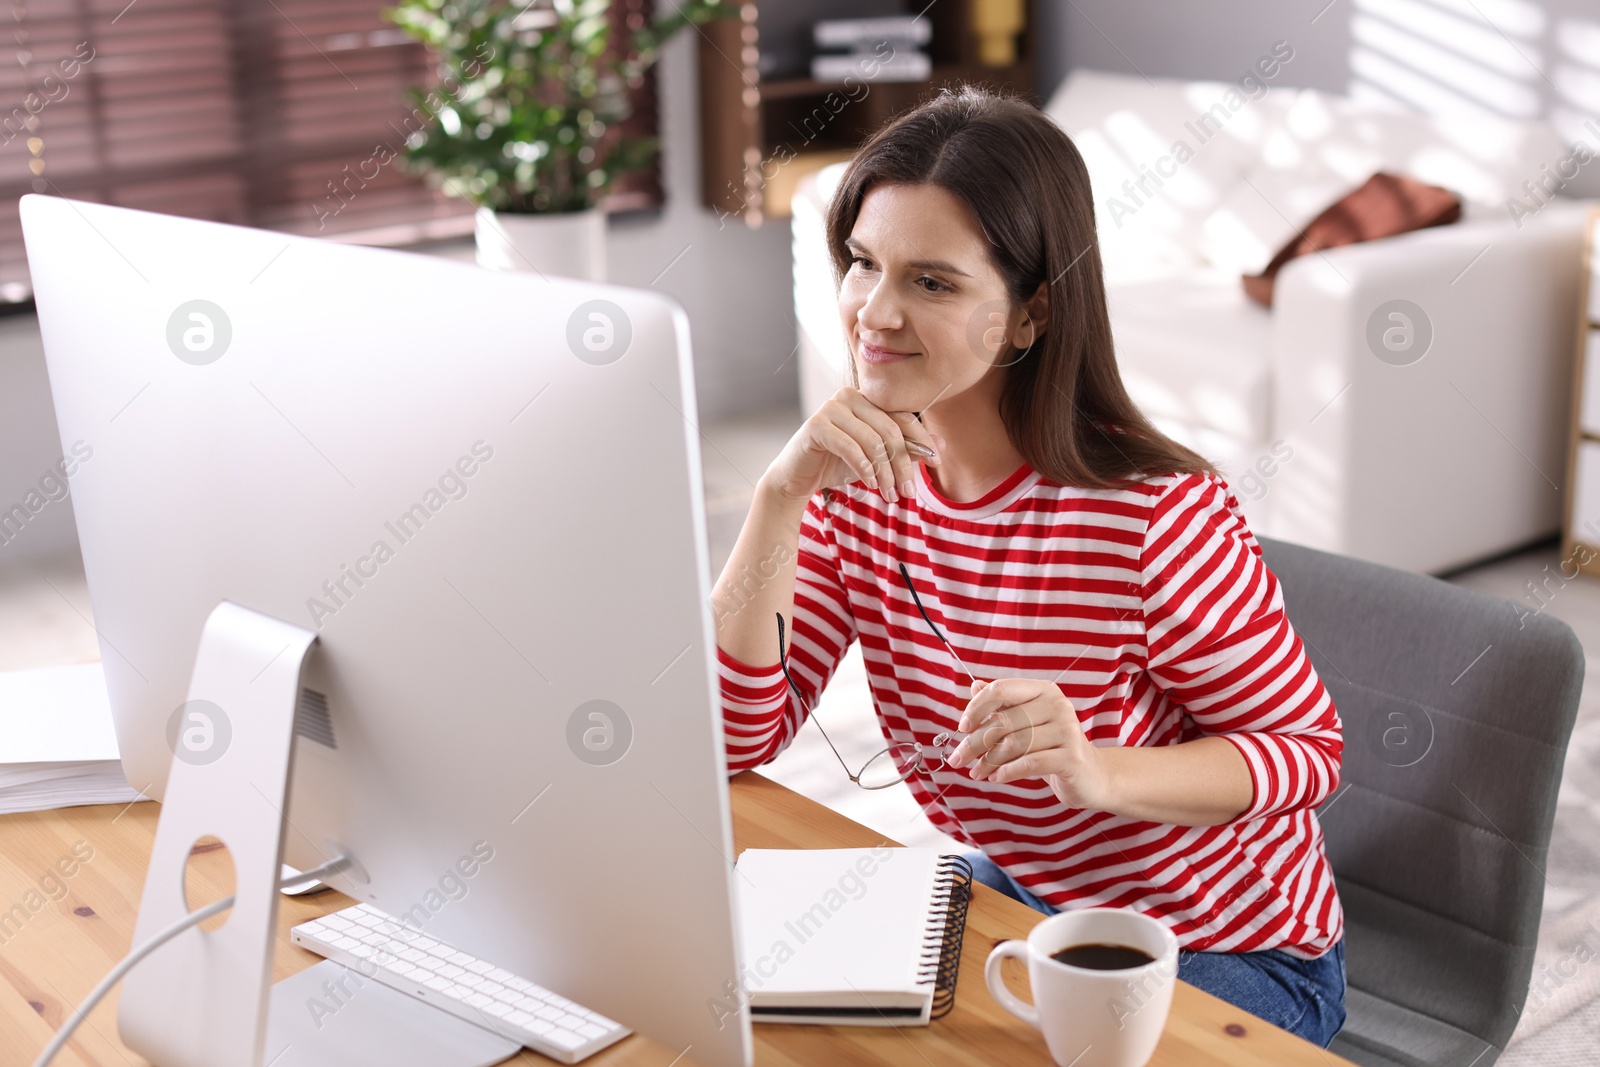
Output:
[735,847,946,1009]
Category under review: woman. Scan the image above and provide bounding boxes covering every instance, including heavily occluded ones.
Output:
[710,85,1346,1048]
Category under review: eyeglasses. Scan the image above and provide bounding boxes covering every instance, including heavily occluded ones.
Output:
[775,562,983,790]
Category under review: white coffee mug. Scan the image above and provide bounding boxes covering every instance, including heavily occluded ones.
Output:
[986,907,1179,1067]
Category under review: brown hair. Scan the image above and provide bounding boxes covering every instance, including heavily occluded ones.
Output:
[824,84,1216,489]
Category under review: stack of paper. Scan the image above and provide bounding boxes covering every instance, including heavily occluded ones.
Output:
[0,662,148,814]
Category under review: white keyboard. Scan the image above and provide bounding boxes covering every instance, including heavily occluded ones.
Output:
[291,903,630,1064]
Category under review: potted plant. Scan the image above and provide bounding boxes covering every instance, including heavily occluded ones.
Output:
[387,0,730,279]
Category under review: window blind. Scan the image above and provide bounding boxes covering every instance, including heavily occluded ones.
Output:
[0,0,662,304]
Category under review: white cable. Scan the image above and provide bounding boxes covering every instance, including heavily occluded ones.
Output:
[32,854,351,1067]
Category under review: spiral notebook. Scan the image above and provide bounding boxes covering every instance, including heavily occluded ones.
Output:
[734,847,973,1026]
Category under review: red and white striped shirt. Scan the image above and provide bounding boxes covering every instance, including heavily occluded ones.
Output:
[717,460,1344,958]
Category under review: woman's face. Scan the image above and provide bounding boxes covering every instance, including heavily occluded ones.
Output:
[838,181,1034,414]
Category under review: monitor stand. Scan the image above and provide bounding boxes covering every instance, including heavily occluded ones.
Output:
[115,601,520,1067]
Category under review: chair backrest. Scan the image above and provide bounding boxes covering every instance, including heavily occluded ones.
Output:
[1258,536,1583,1055]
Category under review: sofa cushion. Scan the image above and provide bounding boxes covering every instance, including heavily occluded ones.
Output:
[1104,265,1273,469]
[1242,172,1463,306]
[1198,87,1568,275]
[1047,70,1569,279]
[1043,68,1299,280]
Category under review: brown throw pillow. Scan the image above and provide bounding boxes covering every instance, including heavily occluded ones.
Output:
[1242,172,1463,307]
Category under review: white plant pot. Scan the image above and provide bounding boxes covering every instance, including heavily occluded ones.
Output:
[474,205,607,281]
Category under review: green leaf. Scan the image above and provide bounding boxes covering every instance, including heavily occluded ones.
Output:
[388,0,732,212]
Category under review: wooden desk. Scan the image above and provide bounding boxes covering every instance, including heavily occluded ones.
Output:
[0,772,1354,1067]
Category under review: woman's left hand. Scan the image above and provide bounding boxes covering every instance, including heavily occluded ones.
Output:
[944,678,1113,810]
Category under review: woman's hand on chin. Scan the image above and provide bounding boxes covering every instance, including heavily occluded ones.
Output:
[762,386,941,507]
[943,678,1114,811]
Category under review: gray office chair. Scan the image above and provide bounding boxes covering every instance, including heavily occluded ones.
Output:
[1257,536,1584,1067]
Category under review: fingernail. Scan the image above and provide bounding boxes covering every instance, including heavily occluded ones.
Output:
[901,479,915,496]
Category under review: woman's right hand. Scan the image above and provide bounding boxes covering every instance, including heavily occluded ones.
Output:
[762,387,943,507]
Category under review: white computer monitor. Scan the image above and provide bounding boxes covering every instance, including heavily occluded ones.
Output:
[20,193,751,1067]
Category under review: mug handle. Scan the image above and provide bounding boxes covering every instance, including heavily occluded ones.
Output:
[985,940,1040,1029]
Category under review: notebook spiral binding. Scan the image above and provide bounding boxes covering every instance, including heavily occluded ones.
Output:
[915,854,974,1019]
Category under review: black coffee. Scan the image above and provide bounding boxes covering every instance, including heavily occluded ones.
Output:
[1050,943,1155,970]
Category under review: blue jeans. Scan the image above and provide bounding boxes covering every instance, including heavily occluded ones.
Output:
[964,850,1347,1049]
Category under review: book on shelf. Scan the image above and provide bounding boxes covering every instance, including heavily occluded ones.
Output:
[810,49,932,84]
[813,15,933,50]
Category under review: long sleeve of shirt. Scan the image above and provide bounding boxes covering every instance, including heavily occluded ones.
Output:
[1140,473,1343,822]
[717,492,856,770]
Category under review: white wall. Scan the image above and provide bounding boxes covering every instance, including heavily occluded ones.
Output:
[0,314,79,563]
[1037,0,1600,199]
[608,23,799,420]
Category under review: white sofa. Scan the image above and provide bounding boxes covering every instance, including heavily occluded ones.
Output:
[791,69,1592,574]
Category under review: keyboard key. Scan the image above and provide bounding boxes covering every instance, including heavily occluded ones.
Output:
[546,1028,585,1052]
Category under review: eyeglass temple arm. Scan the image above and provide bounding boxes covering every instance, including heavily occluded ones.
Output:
[774,612,858,779]
[896,563,979,683]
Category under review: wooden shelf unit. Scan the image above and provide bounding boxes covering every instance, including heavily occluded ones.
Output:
[1561,206,1600,576]
[698,1,1040,224]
